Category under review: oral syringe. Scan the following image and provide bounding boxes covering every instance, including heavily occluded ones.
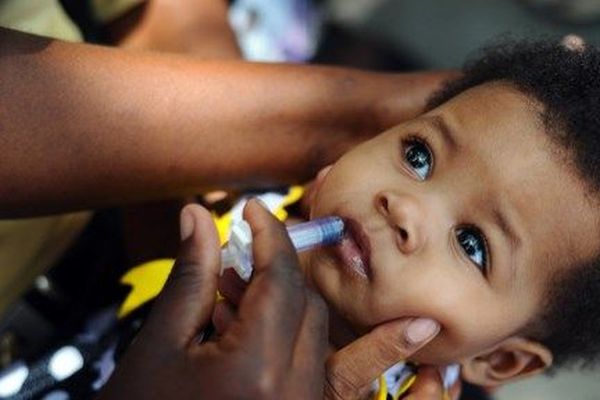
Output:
[221,216,345,281]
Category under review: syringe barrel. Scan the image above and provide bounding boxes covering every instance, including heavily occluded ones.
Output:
[221,216,345,281]
[287,216,345,253]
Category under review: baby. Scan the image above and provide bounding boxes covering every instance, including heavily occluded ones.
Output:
[299,37,600,392]
[117,37,600,397]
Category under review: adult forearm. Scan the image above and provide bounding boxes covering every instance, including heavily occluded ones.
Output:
[0,28,454,217]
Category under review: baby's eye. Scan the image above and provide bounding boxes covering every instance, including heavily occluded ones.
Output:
[404,140,432,180]
[456,227,488,272]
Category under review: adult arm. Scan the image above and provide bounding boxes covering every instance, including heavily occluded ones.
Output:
[0,27,454,217]
[98,201,445,399]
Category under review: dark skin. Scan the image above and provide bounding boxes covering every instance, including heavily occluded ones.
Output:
[3,3,458,395]
[0,26,454,218]
[114,4,460,396]
[114,0,245,264]
[98,201,329,399]
[117,0,242,58]
[97,201,454,399]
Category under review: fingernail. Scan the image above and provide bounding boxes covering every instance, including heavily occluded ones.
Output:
[252,197,270,212]
[180,207,195,241]
[406,318,439,345]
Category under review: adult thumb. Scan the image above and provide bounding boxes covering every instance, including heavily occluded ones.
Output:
[143,204,221,347]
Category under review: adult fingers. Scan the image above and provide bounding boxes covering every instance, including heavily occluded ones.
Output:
[217,268,247,306]
[447,378,462,400]
[403,366,443,400]
[144,204,221,347]
[242,198,298,275]
[325,318,440,400]
[287,289,329,398]
[237,199,306,334]
[221,199,306,375]
[212,299,236,335]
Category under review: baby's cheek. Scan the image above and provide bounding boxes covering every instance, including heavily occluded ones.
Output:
[411,323,486,365]
[380,285,496,363]
[410,301,511,365]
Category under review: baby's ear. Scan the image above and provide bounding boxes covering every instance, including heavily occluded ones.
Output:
[459,337,552,387]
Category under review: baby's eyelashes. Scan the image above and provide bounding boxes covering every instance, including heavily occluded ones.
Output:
[456,226,489,273]
[403,138,433,180]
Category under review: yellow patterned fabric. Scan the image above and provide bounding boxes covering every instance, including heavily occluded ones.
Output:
[373,363,416,399]
[118,187,304,318]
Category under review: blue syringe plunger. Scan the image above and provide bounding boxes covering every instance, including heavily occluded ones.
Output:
[287,216,345,252]
[220,216,345,281]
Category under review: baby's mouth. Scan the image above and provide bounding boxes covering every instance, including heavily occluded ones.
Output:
[333,218,372,279]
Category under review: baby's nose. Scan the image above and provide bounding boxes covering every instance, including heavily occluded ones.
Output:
[375,191,425,255]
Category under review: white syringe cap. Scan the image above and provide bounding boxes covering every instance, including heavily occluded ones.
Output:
[221,220,254,281]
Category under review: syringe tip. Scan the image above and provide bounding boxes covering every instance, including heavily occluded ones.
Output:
[287,216,345,252]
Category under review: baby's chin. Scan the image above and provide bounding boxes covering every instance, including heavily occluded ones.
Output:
[300,242,462,365]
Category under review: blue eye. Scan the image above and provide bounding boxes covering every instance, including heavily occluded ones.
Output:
[456,228,488,272]
[404,140,432,180]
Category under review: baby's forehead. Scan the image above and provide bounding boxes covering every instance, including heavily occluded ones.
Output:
[435,82,545,129]
[413,84,545,159]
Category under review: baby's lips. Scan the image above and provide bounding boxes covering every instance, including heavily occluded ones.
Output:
[344,217,373,278]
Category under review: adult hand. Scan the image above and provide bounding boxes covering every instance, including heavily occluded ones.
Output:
[1,25,457,217]
[97,200,328,399]
[218,252,449,400]
[324,320,452,400]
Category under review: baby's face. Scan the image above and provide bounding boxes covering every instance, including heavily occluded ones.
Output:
[306,82,600,365]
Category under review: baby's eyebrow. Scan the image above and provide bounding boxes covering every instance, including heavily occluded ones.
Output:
[491,205,520,283]
[428,115,459,152]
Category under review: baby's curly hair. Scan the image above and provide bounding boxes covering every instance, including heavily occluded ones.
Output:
[427,37,600,370]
